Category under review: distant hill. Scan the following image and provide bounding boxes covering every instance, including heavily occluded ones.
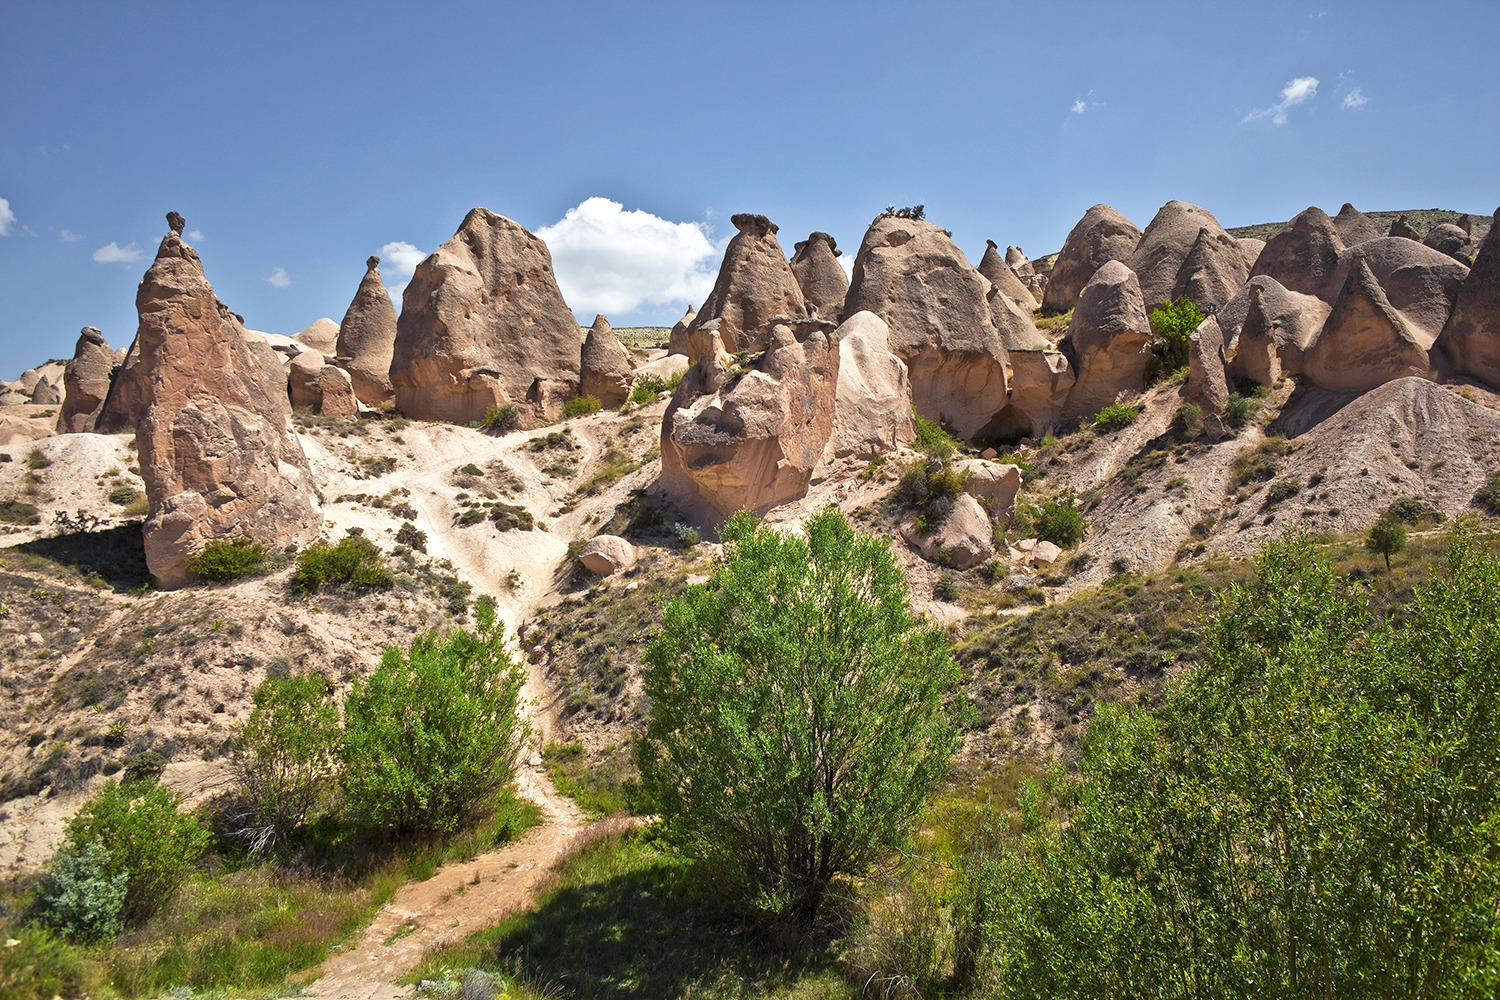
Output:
[1227,208,1491,245]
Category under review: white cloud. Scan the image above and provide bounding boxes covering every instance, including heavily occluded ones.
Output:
[187,229,204,241]
[1243,76,1320,125]
[535,197,720,317]
[1071,99,1087,114]
[1341,88,1367,110]
[59,229,83,242]
[92,241,144,263]
[267,267,291,288]
[0,198,15,236]
[377,240,427,307]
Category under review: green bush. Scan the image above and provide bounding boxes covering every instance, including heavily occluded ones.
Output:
[0,926,93,1000]
[1174,403,1203,439]
[1093,403,1138,433]
[62,779,211,924]
[913,412,960,462]
[1385,496,1445,527]
[1474,472,1500,514]
[1223,393,1254,427]
[231,674,341,855]
[481,404,521,432]
[563,395,603,419]
[1026,490,1086,548]
[341,599,530,838]
[395,522,427,553]
[107,484,142,506]
[35,840,128,941]
[185,537,266,583]
[1148,297,1204,374]
[630,370,683,404]
[638,507,967,926]
[896,460,972,530]
[291,535,392,594]
[1264,477,1301,507]
[0,498,41,525]
[1366,515,1407,570]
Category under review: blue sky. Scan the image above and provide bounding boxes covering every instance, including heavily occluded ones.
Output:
[2,0,1496,379]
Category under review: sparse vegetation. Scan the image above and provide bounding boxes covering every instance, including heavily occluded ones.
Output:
[563,394,603,418]
[481,403,521,432]
[0,497,41,525]
[291,535,393,593]
[185,537,266,583]
[1093,402,1138,433]
[629,370,683,404]
[913,411,960,461]
[1018,490,1086,548]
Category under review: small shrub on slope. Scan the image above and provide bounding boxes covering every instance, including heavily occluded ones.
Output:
[291,535,392,593]
[186,537,266,583]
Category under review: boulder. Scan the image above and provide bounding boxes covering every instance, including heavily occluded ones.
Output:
[1250,206,1346,298]
[1323,237,1468,345]
[1029,540,1063,566]
[95,337,146,433]
[1127,201,1246,311]
[789,232,849,323]
[1040,204,1143,313]
[132,217,320,589]
[391,207,581,424]
[580,314,633,409]
[58,327,116,432]
[293,318,340,355]
[979,240,1040,314]
[1435,209,1500,387]
[335,256,398,406]
[1425,223,1473,262]
[845,215,1009,439]
[899,492,994,569]
[578,535,636,576]
[1064,260,1153,418]
[1186,316,1230,414]
[1302,254,1433,393]
[1389,215,1423,241]
[685,213,807,355]
[666,306,696,357]
[1333,203,1382,246]
[660,316,838,518]
[288,351,358,416]
[954,458,1022,522]
[826,311,915,459]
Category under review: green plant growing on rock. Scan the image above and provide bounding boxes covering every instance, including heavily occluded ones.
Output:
[913,411,960,462]
[481,404,521,432]
[1019,490,1086,548]
[1148,296,1204,376]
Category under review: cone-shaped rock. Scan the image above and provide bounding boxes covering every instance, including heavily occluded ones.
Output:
[1251,206,1347,299]
[95,337,146,433]
[58,327,116,433]
[826,311,915,460]
[581,314,633,409]
[1064,260,1153,419]
[1229,283,1283,386]
[1006,246,1034,276]
[1436,209,1500,387]
[336,256,397,406]
[1041,205,1143,313]
[1219,276,1329,378]
[133,222,320,589]
[293,318,340,355]
[685,214,807,355]
[1424,223,1473,262]
[391,207,580,424]
[31,379,60,405]
[845,215,1009,439]
[979,240,1039,314]
[789,232,849,323]
[1333,203,1382,246]
[1303,254,1433,393]
[666,306,696,357]
[1127,201,1246,311]
[1323,237,1468,344]
[1390,215,1423,241]
[1176,226,1253,313]
[661,316,839,519]
[1186,316,1230,414]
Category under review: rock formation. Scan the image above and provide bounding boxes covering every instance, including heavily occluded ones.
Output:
[1064,261,1153,418]
[684,214,807,355]
[58,327,116,433]
[1219,275,1332,362]
[1040,204,1143,313]
[825,311,915,459]
[1007,246,1046,297]
[132,216,320,589]
[1333,203,1382,246]
[1251,206,1346,298]
[660,316,838,518]
[580,314,633,409]
[288,350,358,417]
[954,458,1023,522]
[979,240,1039,314]
[1435,209,1500,386]
[845,215,1009,439]
[1186,316,1230,414]
[578,535,636,576]
[1302,254,1433,393]
[335,256,398,406]
[666,306,696,357]
[30,379,60,405]
[390,207,580,424]
[293,318,340,355]
[1127,201,1247,311]
[95,338,146,433]
[1001,348,1076,437]
[1228,283,1283,386]
[789,232,849,323]
[1322,237,1468,343]
[1389,215,1423,241]
[1425,223,1473,262]
[899,492,994,569]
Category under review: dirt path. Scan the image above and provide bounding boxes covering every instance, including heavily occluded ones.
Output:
[306,764,588,1000]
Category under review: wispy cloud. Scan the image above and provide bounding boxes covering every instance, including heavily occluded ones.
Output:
[1242,76,1319,125]
[1340,88,1367,110]
[536,196,720,319]
[187,229,204,241]
[1071,99,1087,114]
[267,267,291,288]
[59,229,83,242]
[1070,89,1102,115]
[92,241,143,263]
[0,198,15,237]
[378,240,427,307]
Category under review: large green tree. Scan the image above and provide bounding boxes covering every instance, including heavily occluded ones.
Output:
[231,672,341,855]
[637,506,968,925]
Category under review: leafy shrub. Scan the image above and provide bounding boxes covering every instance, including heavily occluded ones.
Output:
[1094,403,1139,433]
[1232,436,1291,487]
[913,412,959,462]
[563,395,602,419]
[1223,393,1254,427]
[1264,478,1302,507]
[395,522,427,552]
[489,502,534,531]
[342,600,530,838]
[674,522,700,548]
[1366,516,1407,570]
[1024,490,1086,548]
[291,535,392,593]
[186,537,266,583]
[630,370,683,404]
[1148,297,1204,374]
[896,460,972,530]
[0,497,41,525]
[62,779,211,923]
[35,840,128,940]
[1385,497,1445,527]
[1174,403,1203,439]
[481,404,520,432]
[0,927,93,999]
[231,674,340,855]
[27,447,52,471]
[880,204,926,220]
[107,484,142,506]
